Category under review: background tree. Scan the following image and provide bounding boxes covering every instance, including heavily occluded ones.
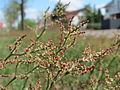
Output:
[97,9,103,22]
[84,4,103,29]
[84,5,95,23]
[20,0,26,30]
[4,0,27,31]
[4,0,20,30]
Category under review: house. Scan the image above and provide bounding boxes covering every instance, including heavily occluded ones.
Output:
[38,8,86,27]
[104,0,120,19]
[64,8,86,25]
[102,0,120,29]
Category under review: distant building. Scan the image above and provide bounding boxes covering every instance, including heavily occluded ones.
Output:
[104,0,120,19]
[64,8,86,25]
[38,8,86,27]
[0,22,3,30]
[102,0,120,29]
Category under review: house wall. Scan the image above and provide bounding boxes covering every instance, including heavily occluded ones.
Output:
[105,0,120,18]
[72,12,85,25]
[101,19,120,29]
[101,19,110,29]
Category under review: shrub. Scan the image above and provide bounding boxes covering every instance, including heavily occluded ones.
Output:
[0,2,120,90]
[87,23,101,30]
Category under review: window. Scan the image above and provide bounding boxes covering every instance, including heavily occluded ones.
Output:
[106,9,109,13]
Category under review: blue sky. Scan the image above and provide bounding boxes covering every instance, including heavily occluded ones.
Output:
[27,0,111,11]
[0,0,112,21]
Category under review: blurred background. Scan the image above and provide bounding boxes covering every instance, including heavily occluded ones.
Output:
[1,0,120,32]
[0,0,120,57]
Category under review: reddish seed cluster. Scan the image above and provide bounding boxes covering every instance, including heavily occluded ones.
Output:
[68,16,75,31]
[24,39,37,53]
[34,79,41,90]
[0,63,4,69]
[72,64,95,75]
[15,34,27,45]
[104,68,120,89]
[0,75,28,79]
[82,44,116,63]
[59,62,68,69]
[81,20,89,26]
[59,47,66,56]
[102,48,115,56]
[17,75,29,79]
[1,59,36,66]
[38,60,48,67]
[71,31,86,36]
[45,52,56,56]
[0,85,6,90]
[0,59,4,69]
[21,60,36,64]
[29,40,36,48]
[21,34,27,39]
[57,20,65,32]
[4,60,17,64]
[24,48,30,52]
[45,39,54,48]
[8,45,14,51]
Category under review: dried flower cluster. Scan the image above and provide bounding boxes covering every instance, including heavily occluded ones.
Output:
[104,68,120,89]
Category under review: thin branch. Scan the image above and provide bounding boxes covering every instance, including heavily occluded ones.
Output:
[36,7,50,41]
[46,71,50,90]
[48,70,62,90]
[107,46,119,68]
[5,77,16,87]
[26,65,39,75]
[4,46,17,61]
[22,78,29,90]
[94,57,103,90]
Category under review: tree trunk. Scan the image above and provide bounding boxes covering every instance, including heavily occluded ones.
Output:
[21,0,25,30]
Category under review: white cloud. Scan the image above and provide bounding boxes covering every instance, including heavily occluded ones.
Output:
[96,4,106,15]
[25,8,43,20]
[25,8,38,13]
[25,8,38,20]
[26,13,39,20]
[50,0,83,11]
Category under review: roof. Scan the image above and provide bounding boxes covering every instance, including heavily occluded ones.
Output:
[104,1,113,8]
[63,8,85,19]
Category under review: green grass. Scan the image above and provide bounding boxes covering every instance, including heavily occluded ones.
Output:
[0,30,119,89]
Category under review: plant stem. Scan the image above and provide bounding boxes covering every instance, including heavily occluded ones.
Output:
[46,72,50,90]
[4,46,17,61]
[5,77,16,87]
[94,57,103,90]
[36,7,50,41]
[22,78,29,90]
[48,70,62,90]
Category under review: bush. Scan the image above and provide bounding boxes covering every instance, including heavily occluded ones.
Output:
[87,23,101,30]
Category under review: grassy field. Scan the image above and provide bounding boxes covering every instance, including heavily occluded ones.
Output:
[0,30,120,90]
